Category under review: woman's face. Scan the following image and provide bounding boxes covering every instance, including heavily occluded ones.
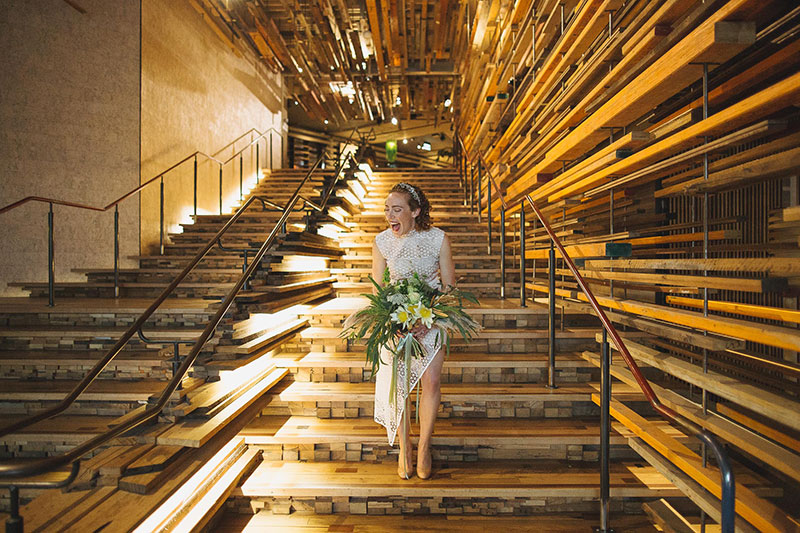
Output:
[384,191,420,236]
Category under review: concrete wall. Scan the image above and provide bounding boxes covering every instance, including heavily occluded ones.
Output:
[140,0,285,254]
[0,0,141,295]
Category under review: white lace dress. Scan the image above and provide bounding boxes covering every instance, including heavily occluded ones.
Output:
[373,226,446,445]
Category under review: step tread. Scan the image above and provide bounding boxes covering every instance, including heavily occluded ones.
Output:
[307,297,548,315]
[302,326,595,339]
[0,349,165,365]
[0,325,207,340]
[215,512,660,532]
[276,351,592,368]
[0,379,167,400]
[0,297,216,314]
[0,414,122,441]
[240,415,673,446]
[236,459,681,498]
[276,381,634,402]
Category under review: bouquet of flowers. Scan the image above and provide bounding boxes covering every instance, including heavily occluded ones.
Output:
[341,269,480,408]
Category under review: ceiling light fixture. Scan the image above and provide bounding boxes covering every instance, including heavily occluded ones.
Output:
[444,98,451,107]
[402,139,408,144]
[324,119,329,124]
[391,117,398,125]
[298,67,303,73]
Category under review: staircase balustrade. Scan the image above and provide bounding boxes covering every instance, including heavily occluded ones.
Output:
[0,127,283,307]
[456,134,736,533]
[0,136,362,532]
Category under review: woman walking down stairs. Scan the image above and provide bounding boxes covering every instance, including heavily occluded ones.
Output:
[0,167,792,532]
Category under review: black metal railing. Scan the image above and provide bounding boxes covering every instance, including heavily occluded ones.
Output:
[0,145,361,533]
[0,127,283,306]
[456,134,735,533]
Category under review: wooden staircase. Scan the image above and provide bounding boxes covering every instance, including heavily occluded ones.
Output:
[183,167,746,532]
[3,165,797,532]
[0,167,364,530]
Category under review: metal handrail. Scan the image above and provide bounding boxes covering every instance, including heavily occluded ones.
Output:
[457,133,735,532]
[0,127,282,215]
[0,148,359,482]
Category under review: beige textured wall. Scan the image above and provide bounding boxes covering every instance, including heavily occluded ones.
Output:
[0,0,141,296]
[140,0,285,254]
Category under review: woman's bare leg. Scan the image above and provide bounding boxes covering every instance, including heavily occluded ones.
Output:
[416,348,445,479]
[397,408,413,479]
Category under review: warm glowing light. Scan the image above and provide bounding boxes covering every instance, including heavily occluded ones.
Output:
[402,138,408,144]
[324,119,329,124]
[132,437,245,532]
[338,188,362,208]
[390,117,398,125]
[444,98,451,107]
[318,223,340,240]
[298,67,303,73]
[281,255,329,272]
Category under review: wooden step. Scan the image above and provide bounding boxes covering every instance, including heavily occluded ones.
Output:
[216,318,307,356]
[213,512,660,532]
[235,459,682,500]
[301,326,595,341]
[0,325,208,343]
[0,379,168,402]
[0,297,215,314]
[275,350,592,369]
[158,368,288,447]
[240,415,656,448]
[276,380,619,404]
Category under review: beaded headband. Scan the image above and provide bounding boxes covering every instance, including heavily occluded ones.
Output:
[396,182,421,205]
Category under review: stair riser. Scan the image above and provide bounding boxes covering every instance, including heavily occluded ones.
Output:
[0,336,217,355]
[252,441,635,464]
[285,365,596,385]
[21,285,229,299]
[290,338,595,355]
[0,399,149,418]
[0,362,169,381]
[262,398,598,420]
[0,312,218,329]
[227,494,645,517]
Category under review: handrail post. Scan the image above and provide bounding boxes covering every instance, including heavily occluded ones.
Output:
[47,203,55,307]
[469,164,474,214]
[519,201,526,307]
[193,155,198,217]
[500,203,506,299]
[114,206,120,299]
[600,328,611,532]
[269,131,274,170]
[219,163,223,215]
[239,152,244,202]
[548,241,557,388]
[487,167,492,255]
[159,177,165,256]
[477,164,482,224]
[256,142,260,184]
[6,485,22,533]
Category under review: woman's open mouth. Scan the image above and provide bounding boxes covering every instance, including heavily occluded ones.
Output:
[390,222,401,233]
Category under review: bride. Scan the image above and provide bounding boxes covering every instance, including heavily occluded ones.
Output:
[371,182,455,480]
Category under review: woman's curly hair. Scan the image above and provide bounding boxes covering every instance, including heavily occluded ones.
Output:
[390,182,432,230]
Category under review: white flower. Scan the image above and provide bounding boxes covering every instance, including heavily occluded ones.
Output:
[407,290,421,304]
[390,306,414,327]
[415,304,434,328]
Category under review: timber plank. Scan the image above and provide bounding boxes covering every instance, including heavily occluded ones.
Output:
[237,459,681,498]
[598,397,794,533]
[602,336,800,432]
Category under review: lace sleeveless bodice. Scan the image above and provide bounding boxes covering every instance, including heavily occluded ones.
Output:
[372,226,447,445]
[375,227,445,289]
